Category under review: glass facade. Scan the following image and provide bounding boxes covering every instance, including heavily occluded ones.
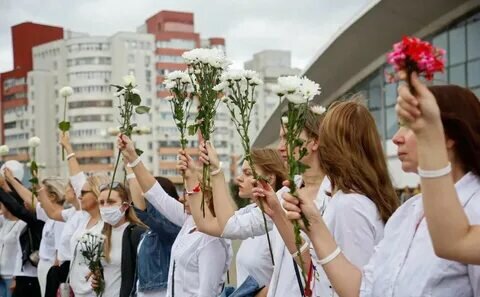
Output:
[343,10,480,141]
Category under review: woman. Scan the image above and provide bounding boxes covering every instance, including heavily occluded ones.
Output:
[127,170,181,297]
[0,201,27,297]
[395,74,480,262]
[178,148,287,294]
[282,75,480,296]
[118,134,232,297]
[195,109,327,297]
[0,166,43,297]
[5,171,67,297]
[254,100,398,296]
[91,182,146,297]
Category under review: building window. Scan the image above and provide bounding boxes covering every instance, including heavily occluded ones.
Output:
[68,100,113,109]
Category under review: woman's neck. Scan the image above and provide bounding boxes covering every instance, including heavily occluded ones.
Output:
[113,217,128,228]
[88,208,101,223]
[302,159,325,188]
[451,163,467,184]
[3,212,17,221]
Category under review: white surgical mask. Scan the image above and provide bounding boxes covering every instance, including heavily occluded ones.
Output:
[100,205,125,225]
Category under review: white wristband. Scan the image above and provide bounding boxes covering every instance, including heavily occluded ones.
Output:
[127,157,142,168]
[291,241,309,258]
[66,153,76,160]
[318,247,341,265]
[211,162,223,176]
[126,173,136,180]
[418,162,451,178]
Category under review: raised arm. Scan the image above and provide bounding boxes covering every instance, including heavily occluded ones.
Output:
[36,187,64,222]
[118,134,186,226]
[0,186,38,226]
[396,72,480,264]
[4,168,36,207]
[125,165,146,211]
[177,148,222,236]
[282,190,362,297]
[59,132,81,176]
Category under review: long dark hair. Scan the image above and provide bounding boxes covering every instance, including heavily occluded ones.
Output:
[429,85,480,177]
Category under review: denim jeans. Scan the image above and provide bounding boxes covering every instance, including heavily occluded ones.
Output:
[221,276,263,297]
[0,278,13,297]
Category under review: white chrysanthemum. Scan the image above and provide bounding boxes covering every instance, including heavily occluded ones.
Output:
[281,116,288,124]
[0,145,9,156]
[213,81,228,92]
[164,80,176,90]
[271,84,285,96]
[249,77,263,86]
[310,105,326,115]
[139,126,152,134]
[123,74,136,87]
[28,136,41,148]
[107,127,121,135]
[182,48,230,69]
[299,77,321,101]
[166,71,190,84]
[278,76,303,94]
[59,86,73,97]
[131,88,140,95]
[285,93,307,105]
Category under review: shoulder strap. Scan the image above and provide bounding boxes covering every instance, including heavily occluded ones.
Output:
[293,259,305,296]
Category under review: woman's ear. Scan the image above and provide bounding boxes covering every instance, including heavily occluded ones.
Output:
[445,138,455,150]
[311,138,320,152]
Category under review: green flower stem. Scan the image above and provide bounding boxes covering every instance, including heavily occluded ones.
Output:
[62,96,67,161]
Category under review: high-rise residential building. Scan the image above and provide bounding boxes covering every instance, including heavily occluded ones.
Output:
[244,50,300,140]
[28,32,155,176]
[1,22,63,165]
[139,11,234,184]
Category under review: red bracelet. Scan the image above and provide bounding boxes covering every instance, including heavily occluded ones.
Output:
[185,183,201,196]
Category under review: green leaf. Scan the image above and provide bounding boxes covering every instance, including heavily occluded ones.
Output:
[188,124,198,136]
[29,177,39,184]
[110,84,124,91]
[135,106,150,114]
[30,161,38,173]
[131,94,141,106]
[58,121,71,132]
[135,148,144,156]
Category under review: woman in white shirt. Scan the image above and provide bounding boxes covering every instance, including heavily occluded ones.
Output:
[117,134,232,297]
[178,147,288,292]
[254,100,398,297]
[395,75,480,264]
[0,202,26,297]
[69,174,108,297]
[282,75,480,296]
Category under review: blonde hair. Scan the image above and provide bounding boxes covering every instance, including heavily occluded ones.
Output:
[100,182,146,262]
[251,148,287,191]
[42,177,67,205]
[319,99,398,223]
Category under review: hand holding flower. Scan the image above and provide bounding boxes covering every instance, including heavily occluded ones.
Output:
[176,150,199,180]
[117,134,138,164]
[251,180,282,218]
[198,141,220,173]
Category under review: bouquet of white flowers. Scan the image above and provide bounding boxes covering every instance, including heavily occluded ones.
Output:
[80,232,106,297]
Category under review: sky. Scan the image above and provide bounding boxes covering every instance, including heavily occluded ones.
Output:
[0,0,373,73]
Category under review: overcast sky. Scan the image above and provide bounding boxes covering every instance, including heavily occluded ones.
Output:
[0,0,372,73]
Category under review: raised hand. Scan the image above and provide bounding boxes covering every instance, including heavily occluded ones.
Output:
[251,180,282,218]
[396,71,441,133]
[117,134,137,163]
[198,141,220,173]
[59,131,73,151]
[4,168,14,182]
[282,182,323,233]
[177,150,199,179]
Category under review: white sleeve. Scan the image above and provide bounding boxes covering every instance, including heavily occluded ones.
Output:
[197,239,230,297]
[54,222,65,251]
[144,182,187,227]
[36,203,48,222]
[222,207,273,240]
[69,172,87,199]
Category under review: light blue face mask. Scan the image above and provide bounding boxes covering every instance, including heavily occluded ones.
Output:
[100,205,126,225]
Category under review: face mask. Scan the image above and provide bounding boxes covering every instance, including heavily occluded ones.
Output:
[100,205,125,225]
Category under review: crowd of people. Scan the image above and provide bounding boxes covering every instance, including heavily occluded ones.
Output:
[0,72,479,297]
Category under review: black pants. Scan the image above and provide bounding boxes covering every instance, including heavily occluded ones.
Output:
[12,276,40,297]
[45,261,70,297]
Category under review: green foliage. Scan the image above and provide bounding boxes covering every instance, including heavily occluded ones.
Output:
[58,121,71,132]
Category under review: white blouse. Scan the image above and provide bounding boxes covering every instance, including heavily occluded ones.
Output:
[69,218,105,297]
[144,182,233,297]
[235,204,274,287]
[103,222,129,297]
[36,204,65,262]
[312,190,384,296]
[58,208,89,262]
[360,172,480,297]
[0,219,27,278]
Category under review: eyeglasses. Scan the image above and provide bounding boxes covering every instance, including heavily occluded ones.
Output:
[80,190,94,197]
[99,182,122,192]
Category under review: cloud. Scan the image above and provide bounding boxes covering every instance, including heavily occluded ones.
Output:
[0,0,372,73]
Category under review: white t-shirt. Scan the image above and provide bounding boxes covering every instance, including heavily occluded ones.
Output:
[58,209,89,262]
[235,204,274,287]
[0,219,27,278]
[102,222,129,297]
[36,204,65,262]
[70,218,105,297]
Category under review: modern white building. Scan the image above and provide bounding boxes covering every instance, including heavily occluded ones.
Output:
[27,32,155,177]
[254,0,480,190]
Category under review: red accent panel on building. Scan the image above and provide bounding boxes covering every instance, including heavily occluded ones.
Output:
[208,38,225,46]
[146,11,195,34]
